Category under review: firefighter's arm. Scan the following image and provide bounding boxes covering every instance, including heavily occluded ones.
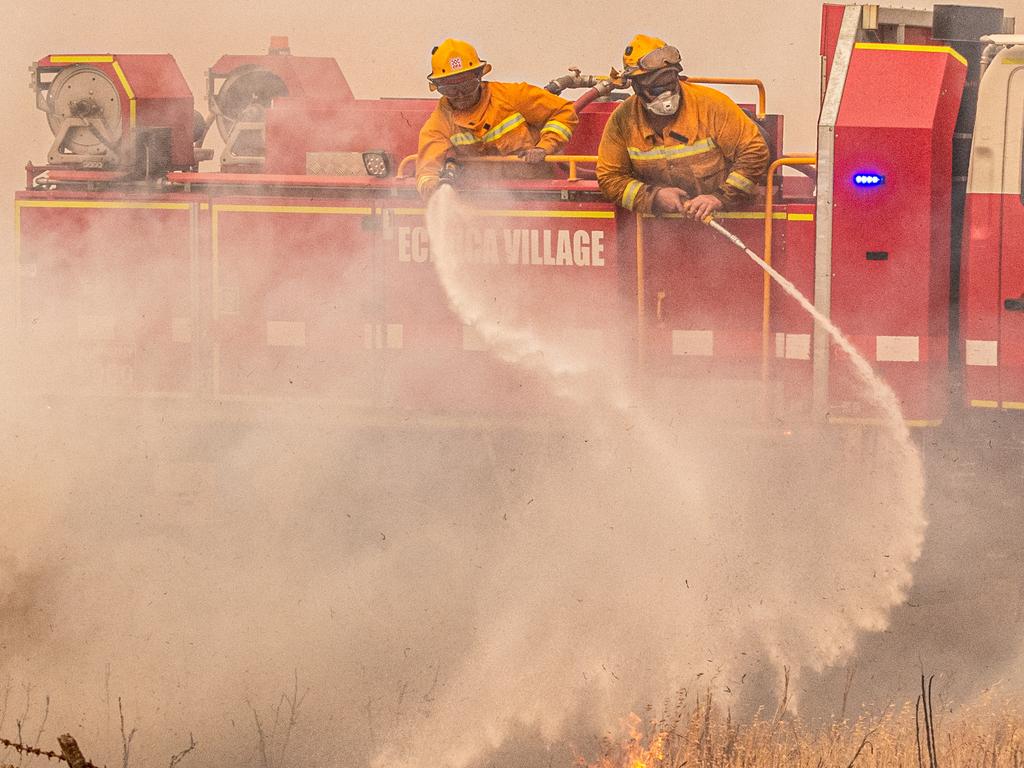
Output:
[709,95,770,207]
[517,83,579,154]
[596,110,658,214]
[415,112,453,199]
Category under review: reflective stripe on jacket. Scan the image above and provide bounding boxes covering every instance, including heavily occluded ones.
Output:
[596,80,769,214]
[416,82,579,198]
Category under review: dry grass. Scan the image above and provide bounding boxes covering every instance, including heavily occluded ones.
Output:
[585,695,1024,768]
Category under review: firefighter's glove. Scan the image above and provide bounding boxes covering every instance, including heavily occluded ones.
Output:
[652,187,689,215]
[683,194,723,221]
[518,147,549,164]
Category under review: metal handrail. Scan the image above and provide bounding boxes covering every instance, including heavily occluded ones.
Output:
[395,153,600,182]
[396,153,417,179]
[762,155,817,380]
[687,77,768,119]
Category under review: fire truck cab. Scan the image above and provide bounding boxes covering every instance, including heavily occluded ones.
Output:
[961,34,1024,412]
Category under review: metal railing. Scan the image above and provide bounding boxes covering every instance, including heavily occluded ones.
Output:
[687,77,768,119]
[762,155,817,380]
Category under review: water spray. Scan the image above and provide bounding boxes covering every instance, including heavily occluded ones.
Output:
[701,215,912,433]
[380,190,931,768]
[702,216,812,323]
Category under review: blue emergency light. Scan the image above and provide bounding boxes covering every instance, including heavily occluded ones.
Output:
[853,172,885,187]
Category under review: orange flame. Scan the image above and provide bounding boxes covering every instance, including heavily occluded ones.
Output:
[581,713,669,768]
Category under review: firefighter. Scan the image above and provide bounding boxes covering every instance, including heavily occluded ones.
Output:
[415,39,579,199]
[597,35,770,220]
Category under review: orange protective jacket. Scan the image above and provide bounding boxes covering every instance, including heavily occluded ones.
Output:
[416,81,579,198]
[596,80,770,214]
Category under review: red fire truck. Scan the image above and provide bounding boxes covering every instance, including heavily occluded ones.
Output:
[12,4,1024,432]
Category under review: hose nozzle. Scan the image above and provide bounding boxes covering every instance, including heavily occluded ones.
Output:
[439,159,460,186]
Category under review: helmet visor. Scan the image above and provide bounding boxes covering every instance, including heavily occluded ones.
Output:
[431,69,483,97]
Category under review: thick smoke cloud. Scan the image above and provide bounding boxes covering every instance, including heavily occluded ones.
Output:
[0,180,927,768]
[363,188,927,768]
[4,4,1024,768]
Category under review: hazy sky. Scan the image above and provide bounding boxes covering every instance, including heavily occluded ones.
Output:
[4,0,1023,223]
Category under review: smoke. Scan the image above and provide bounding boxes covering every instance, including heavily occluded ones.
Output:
[1,176,1020,768]
[359,187,927,768]
[3,40,1024,767]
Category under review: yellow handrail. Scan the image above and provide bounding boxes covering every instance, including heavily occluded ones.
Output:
[395,154,600,182]
[761,155,816,381]
[687,77,768,119]
[396,153,417,179]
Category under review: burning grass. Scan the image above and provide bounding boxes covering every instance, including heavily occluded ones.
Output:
[583,691,1024,768]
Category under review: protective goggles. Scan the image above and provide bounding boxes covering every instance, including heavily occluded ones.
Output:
[625,45,682,77]
[431,70,483,97]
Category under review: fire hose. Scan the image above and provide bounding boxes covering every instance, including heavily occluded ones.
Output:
[703,216,789,288]
[702,213,844,367]
[704,216,753,251]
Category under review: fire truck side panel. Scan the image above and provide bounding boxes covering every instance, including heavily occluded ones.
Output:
[380,199,623,414]
[115,55,196,169]
[961,192,1002,407]
[829,45,965,422]
[770,205,817,415]
[381,205,470,412]
[15,194,197,395]
[642,214,770,381]
[210,197,382,402]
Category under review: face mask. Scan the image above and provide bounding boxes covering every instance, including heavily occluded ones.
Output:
[643,90,680,116]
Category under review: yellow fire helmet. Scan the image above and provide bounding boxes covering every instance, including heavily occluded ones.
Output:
[622,34,682,78]
[428,39,493,88]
